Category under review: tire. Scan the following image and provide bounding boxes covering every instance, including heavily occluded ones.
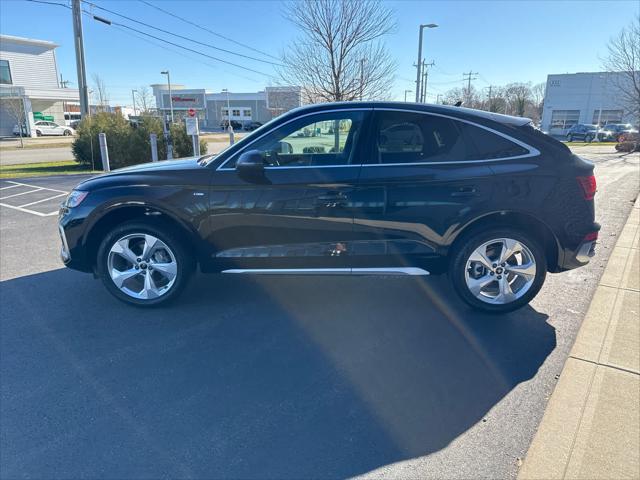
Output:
[96,221,194,307]
[63,130,71,136]
[567,134,573,142]
[35,130,42,137]
[585,134,593,143]
[449,227,547,314]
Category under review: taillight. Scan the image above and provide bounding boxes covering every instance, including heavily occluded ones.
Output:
[577,175,597,200]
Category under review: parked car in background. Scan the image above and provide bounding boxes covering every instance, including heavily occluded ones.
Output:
[32,121,75,136]
[58,102,599,314]
[598,123,638,142]
[615,131,640,152]
[244,121,263,131]
[566,124,598,142]
[220,120,243,130]
[12,124,28,136]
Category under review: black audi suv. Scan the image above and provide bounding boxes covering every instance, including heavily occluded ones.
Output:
[58,102,599,313]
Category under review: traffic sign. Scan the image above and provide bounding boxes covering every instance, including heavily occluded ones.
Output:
[185,117,199,136]
[188,108,196,117]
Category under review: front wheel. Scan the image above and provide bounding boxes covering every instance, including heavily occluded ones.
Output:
[63,130,72,136]
[96,222,194,307]
[449,228,547,314]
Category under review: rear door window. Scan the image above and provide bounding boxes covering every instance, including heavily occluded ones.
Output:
[370,111,530,164]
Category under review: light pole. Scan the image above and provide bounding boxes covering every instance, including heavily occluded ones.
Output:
[404,90,413,102]
[160,70,173,123]
[415,23,438,102]
[131,89,137,117]
[222,88,234,144]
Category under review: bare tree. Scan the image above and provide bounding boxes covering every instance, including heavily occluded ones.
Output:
[1,97,26,148]
[530,82,545,119]
[603,16,640,120]
[135,86,155,113]
[92,74,110,111]
[279,0,396,103]
[504,82,532,117]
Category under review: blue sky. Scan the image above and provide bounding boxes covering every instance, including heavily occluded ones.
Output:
[1,0,638,105]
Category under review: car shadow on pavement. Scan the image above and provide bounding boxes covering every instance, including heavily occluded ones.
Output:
[0,268,555,479]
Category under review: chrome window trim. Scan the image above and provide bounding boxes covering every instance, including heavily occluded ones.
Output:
[221,267,430,275]
[216,106,540,172]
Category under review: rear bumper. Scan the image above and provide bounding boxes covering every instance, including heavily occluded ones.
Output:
[556,222,601,271]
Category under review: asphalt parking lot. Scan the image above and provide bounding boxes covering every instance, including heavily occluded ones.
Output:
[1,146,638,479]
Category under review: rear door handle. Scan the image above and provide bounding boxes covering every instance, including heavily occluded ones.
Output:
[450,186,478,197]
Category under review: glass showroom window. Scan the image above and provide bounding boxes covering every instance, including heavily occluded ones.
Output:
[592,110,623,125]
[550,110,580,130]
[0,60,12,84]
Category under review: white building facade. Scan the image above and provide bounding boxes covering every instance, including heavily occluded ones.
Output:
[151,84,301,130]
[541,71,639,136]
[0,34,79,137]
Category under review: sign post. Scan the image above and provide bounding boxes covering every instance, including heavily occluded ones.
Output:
[185,109,200,157]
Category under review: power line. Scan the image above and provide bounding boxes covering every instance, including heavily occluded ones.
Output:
[463,71,479,94]
[82,0,283,67]
[138,0,280,62]
[24,0,276,82]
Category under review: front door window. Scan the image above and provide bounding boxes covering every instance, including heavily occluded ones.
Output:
[230,111,366,168]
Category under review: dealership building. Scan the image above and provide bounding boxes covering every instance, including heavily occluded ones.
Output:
[0,34,79,137]
[151,84,302,129]
[541,71,638,136]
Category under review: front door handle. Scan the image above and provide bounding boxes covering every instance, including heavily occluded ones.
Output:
[450,186,479,197]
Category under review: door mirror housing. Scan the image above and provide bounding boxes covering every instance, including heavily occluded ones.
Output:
[236,149,266,181]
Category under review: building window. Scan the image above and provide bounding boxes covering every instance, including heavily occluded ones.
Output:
[221,108,229,117]
[0,60,12,84]
[592,110,623,126]
[550,110,580,130]
[232,109,240,117]
[244,109,252,117]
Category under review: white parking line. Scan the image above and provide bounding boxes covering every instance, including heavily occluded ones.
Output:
[18,192,67,208]
[0,188,43,200]
[0,180,68,217]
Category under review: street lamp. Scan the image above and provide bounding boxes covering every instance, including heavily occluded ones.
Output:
[160,70,174,123]
[404,89,413,102]
[415,23,438,102]
[131,89,137,117]
[222,88,234,144]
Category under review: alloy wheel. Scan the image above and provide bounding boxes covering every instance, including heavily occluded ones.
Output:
[464,237,537,305]
[107,233,178,300]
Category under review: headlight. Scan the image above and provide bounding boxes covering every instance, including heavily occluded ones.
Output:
[64,190,88,208]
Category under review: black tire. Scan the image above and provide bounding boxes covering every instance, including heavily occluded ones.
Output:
[63,130,71,136]
[35,130,42,137]
[449,227,547,314]
[96,221,194,307]
[567,134,573,142]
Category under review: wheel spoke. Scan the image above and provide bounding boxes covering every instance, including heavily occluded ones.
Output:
[140,272,159,299]
[112,239,138,265]
[508,261,536,280]
[467,274,494,297]
[495,277,517,304]
[469,247,493,270]
[141,235,159,260]
[152,261,177,280]
[111,268,140,288]
[498,238,523,264]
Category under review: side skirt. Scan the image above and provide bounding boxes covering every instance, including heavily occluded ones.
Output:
[221,267,430,276]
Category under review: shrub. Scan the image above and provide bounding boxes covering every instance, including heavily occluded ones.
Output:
[72,113,207,170]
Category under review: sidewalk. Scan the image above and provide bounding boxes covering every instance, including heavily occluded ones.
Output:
[519,198,640,479]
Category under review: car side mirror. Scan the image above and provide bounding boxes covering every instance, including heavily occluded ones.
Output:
[236,149,267,182]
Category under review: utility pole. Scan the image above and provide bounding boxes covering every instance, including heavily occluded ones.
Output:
[420,60,435,102]
[359,58,366,101]
[485,85,494,111]
[404,89,413,102]
[131,89,137,117]
[463,70,479,104]
[160,70,174,123]
[415,23,438,102]
[72,0,90,117]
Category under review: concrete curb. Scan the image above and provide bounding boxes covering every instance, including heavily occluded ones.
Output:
[518,198,640,479]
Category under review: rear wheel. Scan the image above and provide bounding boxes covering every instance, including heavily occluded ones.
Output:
[35,130,42,137]
[96,222,193,307]
[450,228,547,313]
